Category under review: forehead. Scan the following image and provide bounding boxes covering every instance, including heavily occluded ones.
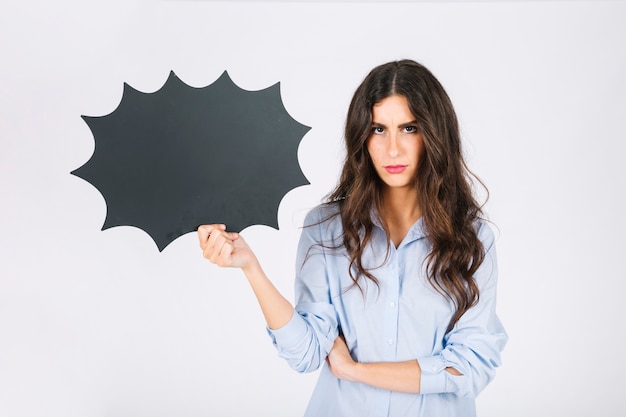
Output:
[371,95,415,122]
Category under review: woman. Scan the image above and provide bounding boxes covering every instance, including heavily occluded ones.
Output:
[198,59,507,417]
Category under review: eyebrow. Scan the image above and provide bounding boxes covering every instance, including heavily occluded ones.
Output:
[371,120,419,129]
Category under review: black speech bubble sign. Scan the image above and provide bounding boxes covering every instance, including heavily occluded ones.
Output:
[71,71,310,251]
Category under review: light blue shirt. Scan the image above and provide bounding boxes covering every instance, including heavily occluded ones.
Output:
[268,204,507,417]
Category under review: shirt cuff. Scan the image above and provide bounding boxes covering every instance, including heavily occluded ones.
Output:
[266,311,309,350]
[418,355,449,395]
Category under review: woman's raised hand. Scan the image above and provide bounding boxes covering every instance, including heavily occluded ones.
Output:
[198,224,293,329]
[197,224,257,270]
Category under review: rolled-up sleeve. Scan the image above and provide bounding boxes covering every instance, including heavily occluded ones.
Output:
[418,223,508,397]
[266,208,339,373]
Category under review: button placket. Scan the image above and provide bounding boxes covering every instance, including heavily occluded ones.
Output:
[382,253,400,360]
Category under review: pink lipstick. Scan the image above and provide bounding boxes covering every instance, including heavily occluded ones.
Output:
[384,165,408,174]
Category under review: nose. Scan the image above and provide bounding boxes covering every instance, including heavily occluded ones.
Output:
[388,132,399,157]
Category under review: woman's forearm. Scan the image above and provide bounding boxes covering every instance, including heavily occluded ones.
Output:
[345,360,422,393]
[327,336,462,393]
[327,336,420,393]
[198,224,294,330]
[242,260,294,330]
[333,358,461,394]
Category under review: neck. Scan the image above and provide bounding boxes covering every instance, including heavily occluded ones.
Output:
[380,187,421,246]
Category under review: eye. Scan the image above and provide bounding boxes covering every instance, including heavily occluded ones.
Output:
[371,126,385,135]
[404,125,418,133]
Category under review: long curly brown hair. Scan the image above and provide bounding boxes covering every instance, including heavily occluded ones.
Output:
[326,59,486,332]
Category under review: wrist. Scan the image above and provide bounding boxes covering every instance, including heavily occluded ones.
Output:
[241,256,262,277]
[338,360,360,383]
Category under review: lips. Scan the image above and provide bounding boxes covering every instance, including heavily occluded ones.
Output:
[384,165,408,174]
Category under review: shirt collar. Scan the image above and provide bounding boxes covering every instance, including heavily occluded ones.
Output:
[370,209,427,245]
[405,216,427,242]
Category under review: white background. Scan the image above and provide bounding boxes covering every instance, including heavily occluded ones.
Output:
[1,1,625,416]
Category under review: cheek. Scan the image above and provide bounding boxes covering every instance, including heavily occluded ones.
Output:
[366,140,383,164]
[414,136,425,161]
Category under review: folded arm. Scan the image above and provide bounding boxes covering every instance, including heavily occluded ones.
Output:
[327,223,506,397]
[326,336,461,394]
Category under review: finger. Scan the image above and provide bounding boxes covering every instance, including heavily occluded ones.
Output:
[204,229,234,263]
[215,239,235,265]
[197,225,213,248]
[203,231,222,260]
[209,235,234,265]
[198,224,225,249]
[206,226,229,251]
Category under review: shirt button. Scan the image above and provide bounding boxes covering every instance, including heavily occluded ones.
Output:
[387,339,394,345]
[432,366,438,372]
[389,301,396,308]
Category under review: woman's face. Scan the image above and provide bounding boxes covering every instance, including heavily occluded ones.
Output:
[367,94,424,191]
